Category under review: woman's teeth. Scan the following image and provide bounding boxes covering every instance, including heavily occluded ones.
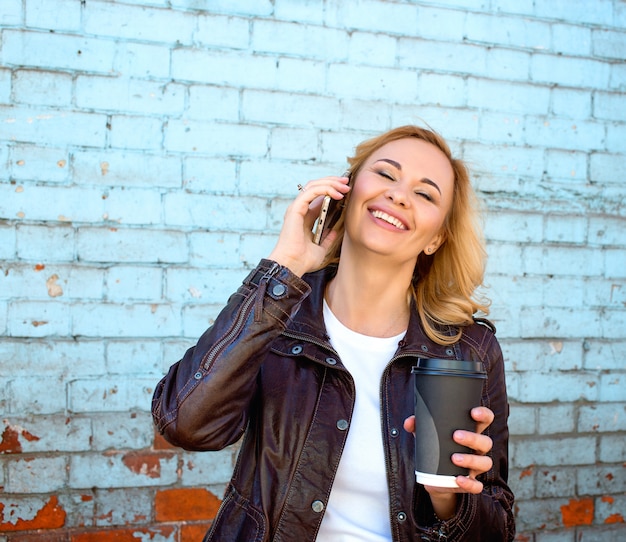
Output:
[371,210,406,230]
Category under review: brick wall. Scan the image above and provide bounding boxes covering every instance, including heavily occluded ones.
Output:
[1,0,624,540]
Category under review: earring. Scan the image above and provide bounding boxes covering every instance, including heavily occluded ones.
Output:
[426,247,433,254]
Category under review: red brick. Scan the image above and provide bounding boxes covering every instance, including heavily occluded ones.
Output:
[0,496,66,531]
[155,488,221,522]
[560,497,594,527]
[70,525,176,542]
[153,429,177,450]
[181,522,212,541]
[7,532,69,542]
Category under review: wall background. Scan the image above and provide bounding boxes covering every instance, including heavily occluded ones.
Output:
[1,0,625,540]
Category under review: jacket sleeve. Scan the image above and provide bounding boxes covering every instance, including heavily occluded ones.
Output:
[151,259,311,451]
[414,331,516,541]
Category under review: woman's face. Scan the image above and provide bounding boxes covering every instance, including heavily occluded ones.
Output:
[344,137,454,266]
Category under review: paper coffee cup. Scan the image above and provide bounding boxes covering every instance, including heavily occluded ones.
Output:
[411,358,486,488]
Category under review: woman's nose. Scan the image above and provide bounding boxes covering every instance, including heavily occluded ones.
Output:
[385,185,410,207]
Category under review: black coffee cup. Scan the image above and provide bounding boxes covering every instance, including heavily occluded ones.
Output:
[411,358,486,487]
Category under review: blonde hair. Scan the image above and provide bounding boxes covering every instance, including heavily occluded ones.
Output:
[320,125,490,345]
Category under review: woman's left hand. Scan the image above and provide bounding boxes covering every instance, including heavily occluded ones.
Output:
[403,406,494,518]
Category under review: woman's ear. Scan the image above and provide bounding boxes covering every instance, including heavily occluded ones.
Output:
[425,231,446,255]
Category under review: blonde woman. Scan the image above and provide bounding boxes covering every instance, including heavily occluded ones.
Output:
[153,126,515,541]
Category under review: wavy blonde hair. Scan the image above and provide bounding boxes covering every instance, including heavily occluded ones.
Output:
[320,125,490,345]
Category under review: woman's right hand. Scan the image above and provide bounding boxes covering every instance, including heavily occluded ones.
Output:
[268,176,351,277]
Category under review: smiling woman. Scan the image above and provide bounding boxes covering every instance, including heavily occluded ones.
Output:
[152,125,515,542]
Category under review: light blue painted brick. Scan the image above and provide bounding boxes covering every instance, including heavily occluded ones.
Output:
[524,246,603,277]
[593,29,626,59]
[534,0,613,25]
[92,412,153,451]
[182,304,223,339]
[485,48,532,81]
[181,448,235,486]
[64,267,105,300]
[551,88,592,120]
[599,373,626,402]
[327,63,417,103]
[75,76,186,115]
[94,487,155,527]
[347,32,397,66]
[0,225,17,260]
[170,0,273,17]
[188,85,240,122]
[242,89,342,127]
[171,48,278,88]
[610,62,626,91]
[0,68,10,104]
[531,54,611,89]
[339,99,390,132]
[584,278,626,311]
[599,434,626,463]
[106,188,163,225]
[0,340,105,378]
[16,224,74,261]
[466,12,551,50]
[319,130,367,167]
[9,376,68,413]
[483,243,525,275]
[196,14,250,49]
[397,38,487,75]
[588,217,626,247]
[590,152,626,184]
[511,436,597,467]
[601,308,626,340]
[490,0,534,16]
[189,232,241,267]
[183,156,238,193]
[106,266,162,302]
[418,73,466,107]
[507,404,536,435]
[71,302,180,337]
[77,228,188,264]
[543,277,585,309]
[106,341,163,376]
[519,306,602,339]
[478,112,524,144]
[164,120,269,156]
[25,0,81,32]
[240,234,279,267]
[538,404,576,435]
[535,468,577,499]
[415,6,465,42]
[578,404,626,433]
[544,215,587,244]
[7,301,70,337]
[69,377,155,412]
[274,0,325,25]
[113,42,171,79]
[518,372,599,403]
[83,2,196,44]
[502,338,582,372]
[484,211,543,243]
[276,58,326,94]
[254,20,349,61]
[605,122,626,153]
[467,79,549,114]
[1,30,116,74]
[1,415,92,452]
[13,69,72,107]
[270,127,319,161]
[395,106,480,142]
[238,160,327,197]
[551,23,592,56]
[73,150,181,189]
[331,0,418,35]
[0,105,107,148]
[7,456,67,493]
[69,452,178,488]
[109,115,163,150]
[486,275,543,311]
[464,142,545,179]
[163,192,268,229]
[9,144,70,183]
[594,91,626,122]
[165,267,243,303]
[1,0,22,25]
[524,116,605,152]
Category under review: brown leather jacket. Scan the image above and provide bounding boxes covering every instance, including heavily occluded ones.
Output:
[152,259,515,541]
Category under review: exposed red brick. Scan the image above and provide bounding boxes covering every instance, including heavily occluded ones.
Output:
[70,525,176,542]
[153,429,177,450]
[604,513,624,524]
[155,488,222,522]
[121,451,173,479]
[34,264,46,271]
[0,426,22,453]
[519,466,534,479]
[601,495,614,504]
[8,531,68,542]
[560,497,594,527]
[181,522,212,541]
[0,496,66,531]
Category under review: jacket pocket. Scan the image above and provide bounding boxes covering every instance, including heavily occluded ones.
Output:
[203,484,267,542]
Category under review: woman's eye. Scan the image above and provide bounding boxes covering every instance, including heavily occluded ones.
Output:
[415,191,434,202]
[378,170,396,181]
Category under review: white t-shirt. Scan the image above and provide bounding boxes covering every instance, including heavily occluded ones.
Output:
[316,300,406,542]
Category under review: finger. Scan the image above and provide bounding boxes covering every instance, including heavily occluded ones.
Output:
[296,176,351,203]
[403,415,416,434]
[453,474,484,495]
[471,406,494,434]
[454,430,493,455]
[452,452,493,476]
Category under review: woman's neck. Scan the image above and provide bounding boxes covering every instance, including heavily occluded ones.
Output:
[325,253,414,338]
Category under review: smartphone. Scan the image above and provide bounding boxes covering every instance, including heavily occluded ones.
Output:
[312,173,351,244]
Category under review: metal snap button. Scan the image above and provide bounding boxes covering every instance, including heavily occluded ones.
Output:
[336,419,349,431]
[421,345,429,351]
[326,357,337,365]
[397,511,407,522]
[390,428,399,437]
[311,500,325,513]
[272,284,286,296]
[446,348,454,356]
[291,345,303,354]
[193,372,202,380]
